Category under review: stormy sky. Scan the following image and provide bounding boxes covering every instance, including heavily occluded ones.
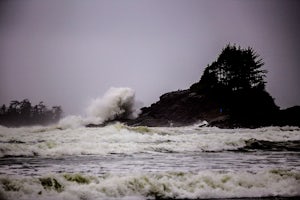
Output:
[1,0,299,115]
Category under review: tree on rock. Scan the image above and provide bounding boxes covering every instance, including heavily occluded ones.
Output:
[191,44,267,93]
[190,44,279,127]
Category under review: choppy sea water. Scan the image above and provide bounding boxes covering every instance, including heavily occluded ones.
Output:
[0,124,299,200]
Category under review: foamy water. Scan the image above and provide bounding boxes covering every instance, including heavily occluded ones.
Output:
[0,124,300,200]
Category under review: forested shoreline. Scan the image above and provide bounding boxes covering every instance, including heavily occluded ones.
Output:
[0,99,63,127]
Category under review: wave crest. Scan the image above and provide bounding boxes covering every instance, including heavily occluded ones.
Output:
[55,87,141,129]
[86,87,140,125]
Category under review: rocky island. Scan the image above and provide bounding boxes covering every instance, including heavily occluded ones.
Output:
[127,45,300,128]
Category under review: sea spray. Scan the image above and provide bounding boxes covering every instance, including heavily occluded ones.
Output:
[86,87,140,124]
[58,87,141,128]
[58,115,85,129]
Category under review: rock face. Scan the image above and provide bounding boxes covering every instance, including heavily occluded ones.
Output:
[127,89,227,127]
[126,89,300,128]
[276,106,300,127]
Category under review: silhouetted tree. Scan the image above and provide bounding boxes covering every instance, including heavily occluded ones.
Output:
[8,100,20,114]
[7,100,21,123]
[190,44,278,127]
[20,99,32,123]
[191,44,267,93]
[0,99,63,127]
[0,104,6,115]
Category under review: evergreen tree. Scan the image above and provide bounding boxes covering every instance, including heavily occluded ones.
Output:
[191,44,267,93]
[0,104,6,115]
[190,44,278,126]
[0,99,63,127]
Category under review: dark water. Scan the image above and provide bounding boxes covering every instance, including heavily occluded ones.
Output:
[1,151,300,176]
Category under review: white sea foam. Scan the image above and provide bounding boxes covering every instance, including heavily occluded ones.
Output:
[1,125,300,199]
[1,169,299,200]
[0,124,299,157]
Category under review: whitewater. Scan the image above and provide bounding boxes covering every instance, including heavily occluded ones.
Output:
[0,88,300,200]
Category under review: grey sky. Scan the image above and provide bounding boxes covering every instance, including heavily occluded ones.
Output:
[1,0,299,115]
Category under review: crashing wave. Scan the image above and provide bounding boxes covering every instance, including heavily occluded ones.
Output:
[56,87,141,129]
[1,169,300,200]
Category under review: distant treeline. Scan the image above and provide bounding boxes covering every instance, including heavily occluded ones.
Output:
[0,99,63,127]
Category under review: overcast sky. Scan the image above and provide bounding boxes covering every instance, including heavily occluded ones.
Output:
[1,0,299,115]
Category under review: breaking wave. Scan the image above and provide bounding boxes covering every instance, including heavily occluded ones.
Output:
[57,87,140,129]
[85,87,140,124]
[1,169,300,200]
[238,139,300,152]
[1,124,300,199]
[0,124,299,158]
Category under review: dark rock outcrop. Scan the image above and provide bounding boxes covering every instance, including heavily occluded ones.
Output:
[127,89,226,127]
[109,45,300,128]
[126,44,300,128]
[126,89,299,128]
[276,106,300,127]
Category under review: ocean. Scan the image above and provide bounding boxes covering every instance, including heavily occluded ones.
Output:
[0,123,299,200]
